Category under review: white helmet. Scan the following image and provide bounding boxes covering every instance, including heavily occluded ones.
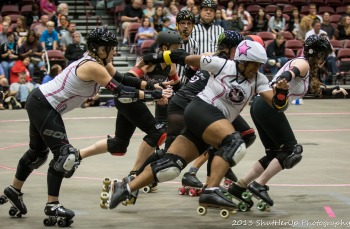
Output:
[234,40,267,64]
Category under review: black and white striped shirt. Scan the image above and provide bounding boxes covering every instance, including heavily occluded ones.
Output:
[177,36,199,83]
[190,22,224,55]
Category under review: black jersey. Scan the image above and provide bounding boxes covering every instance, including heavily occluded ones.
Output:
[142,63,171,84]
[172,69,210,109]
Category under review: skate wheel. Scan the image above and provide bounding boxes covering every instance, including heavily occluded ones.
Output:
[102,185,110,192]
[220,209,230,218]
[257,201,267,211]
[142,186,151,193]
[43,217,57,226]
[197,188,202,195]
[58,219,67,227]
[100,200,109,209]
[9,207,18,217]
[103,177,111,186]
[223,179,232,189]
[67,219,74,226]
[238,202,248,212]
[242,191,252,200]
[0,196,8,205]
[189,189,197,197]
[197,206,207,216]
[178,187,186,195]
[100,191,109,201]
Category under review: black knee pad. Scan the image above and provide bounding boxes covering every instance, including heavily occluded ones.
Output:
[143,122,167,147]
[19,148,50,170]
[107,135,129,156]
[258,149,280,169]
[241,128,256,148]
[150,153,187,182]
[276,144,303,169]
[49,144,79,174]
[215,132,247,167]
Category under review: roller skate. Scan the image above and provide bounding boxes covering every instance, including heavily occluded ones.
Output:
[2,186,27,217]
[142,182,158,193]
[108,179,137,209]
[43,202,75,227]
[222,168,238,189]
[227,182,254,212]
[197,187,237,218]
[178,172,203,197]
[246,181,273,212]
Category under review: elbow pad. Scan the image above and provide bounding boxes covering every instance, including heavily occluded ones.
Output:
[272,87,289,112]
[122,72,143,88]
[276,71,292,82]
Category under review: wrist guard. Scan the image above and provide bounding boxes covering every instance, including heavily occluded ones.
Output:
[272,87,289,112]
[117,87,139,103]
[143,89,162,102]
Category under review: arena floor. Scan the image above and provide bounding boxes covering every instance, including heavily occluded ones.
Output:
[1,99,350,229]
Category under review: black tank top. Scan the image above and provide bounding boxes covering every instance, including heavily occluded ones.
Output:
[142,63,171,83]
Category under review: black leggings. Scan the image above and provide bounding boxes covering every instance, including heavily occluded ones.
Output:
[250,96,297,151]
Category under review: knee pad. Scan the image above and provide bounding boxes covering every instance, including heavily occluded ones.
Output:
[215,132,247,167]
[258,149,280,169]
[107,135,129,156]
[20,148,50,170]
[150,153,187,182]
[143,122,167,147]
[50,144,79,174]
[241,128,256,148]
[276,144,303,169]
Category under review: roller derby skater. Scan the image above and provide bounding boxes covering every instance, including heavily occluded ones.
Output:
[43,203,75,227]
[228,35,333,212]
[0,186,27,217]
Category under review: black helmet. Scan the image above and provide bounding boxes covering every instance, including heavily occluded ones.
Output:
[200,0,217,10]
[176,10,195,24]
[156,31,183,46]
[303,34,332,61]
[86,27,118,52]
[218,30,244,50]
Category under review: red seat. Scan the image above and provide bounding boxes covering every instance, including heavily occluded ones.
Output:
[308,0,326,5]
[285,48,296,59]
[7,14,20,24]
[1,5,19,16]
[296,49,303,57]
[330,39,343,49]
[255,0,272,5]
[20,5,32,15]
[344,40,350,49]
[285,39,303,53]
[140,40,156,55]
[236,0,254,4]
[289,0,305,6]
[45,50,66,69]
[257,31,275,42]
[265,5,279,15]
[283,4,296,14]
[273,0,290,6]
[283,31,294,40]
[127,22,142,53]
[318,6,335,14]
[283,13,290,23]
[337,48,350,60]
[330,14,342,24]
[300,6,310,15]
[336,6,346,14]
[327,0,344,7]
[246,5,261,17]
[265,39,274,48]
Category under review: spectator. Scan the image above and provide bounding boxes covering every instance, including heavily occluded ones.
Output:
[341,5,350,19]
[64,32,87,65]
[19,30,46,78]
[307,3,322,23]
[0,65,9,110]
[181,0,195,12]
[150,6,164,33]
[121,0,144,45]
[136,17,155,46]
[288,8,301,38]
[42,64,62,84]
[161,17,173,31]
[143,0,155,18]
[305,20,327,40]
[214,9,227,30]
[337,15,350,40]
[26,3,42,27]
[40,0,57,17]
[50,2,69,28]
[95,0,123,16]
[191,5,200,24]
[297,16,312,41]
[10,56,32,84]
[226,10,244,32]
[252,8,269,33]
[0,21,10,44]
[320,33,339,85]
[321,12,336,40]
[13,16,29,46]
[56,15,69,39]
[268,7,286,37]
[9,69,35,108]
[2,16,11,28]
[221,0,236,21]
[60,22,84,52]
[40,21,59,51]
[163,0,178,17]
[264,32,288,75]
[0,32,19,82]
[166,5,179,31]
[237,3,252,31]
[34,15,49,38]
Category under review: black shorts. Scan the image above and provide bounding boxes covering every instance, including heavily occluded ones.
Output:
[167,99,185,116]
[182,97,226,154]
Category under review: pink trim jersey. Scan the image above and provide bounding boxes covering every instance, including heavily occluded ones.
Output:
[198,55,271,122]
[272,57,309,102]
[39,56,100,114]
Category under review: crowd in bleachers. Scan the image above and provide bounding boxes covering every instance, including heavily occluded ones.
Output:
[0,0,88,110]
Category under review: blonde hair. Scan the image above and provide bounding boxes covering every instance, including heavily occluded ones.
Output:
[300,16,312,31]
[46,21,55,27]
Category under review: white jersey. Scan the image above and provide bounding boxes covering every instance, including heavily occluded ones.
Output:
[39,55,100,114]
[198,55,271,122]
[272,57,309,102]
